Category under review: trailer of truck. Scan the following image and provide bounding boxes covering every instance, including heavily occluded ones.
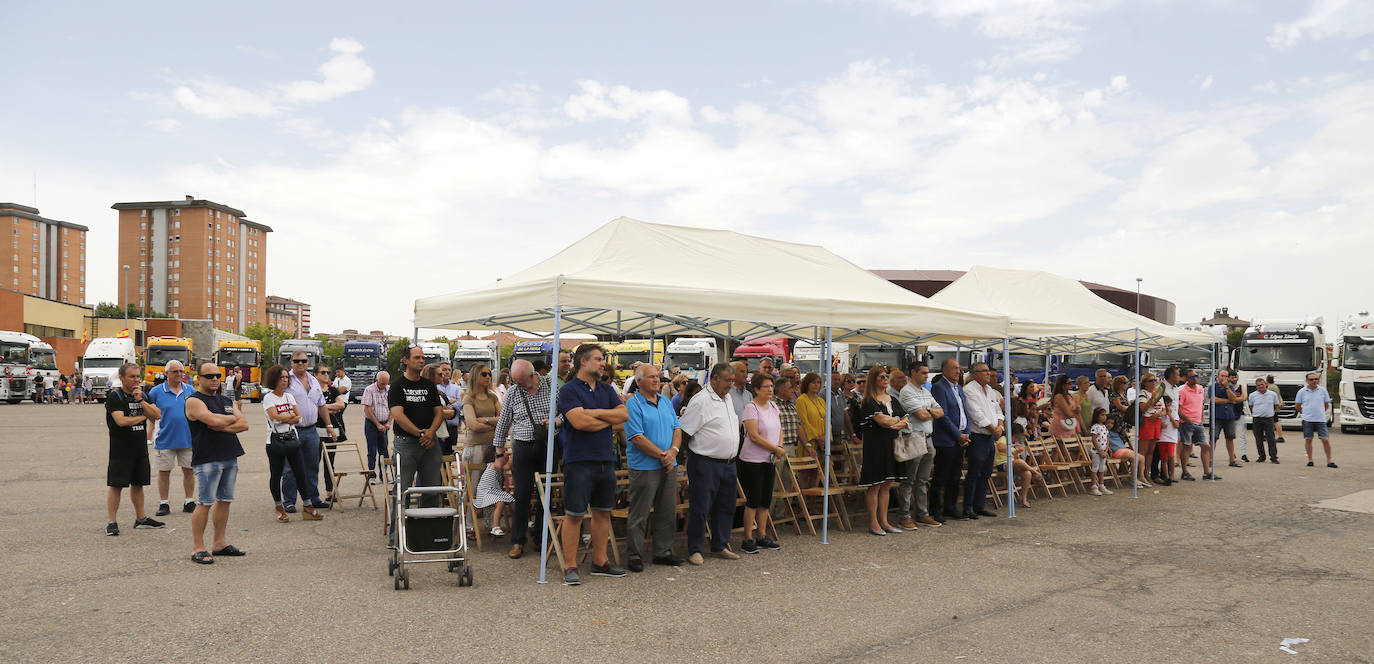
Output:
[1339,313,1374,433]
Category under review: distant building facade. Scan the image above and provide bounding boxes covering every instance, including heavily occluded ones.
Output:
[266,295,310,336]
[1,203,88,304]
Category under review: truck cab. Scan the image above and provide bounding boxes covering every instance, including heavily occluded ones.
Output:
[851,344,917,376]
[511,340,557,369]
[19,333,59,402]
[82,337,138,401]
[731,336,791,373]
[341,340,385,403]
[452,340,500,377]
[419,341,450,368]
[278,339,324,370]
[990,351,1058,386]
[216,339,263,402]
[793,340,850,376]
[1062,352,1131,382]
[143,336,194,387]
[1236,318,1329,429]
[0,330,32,404]
[664,337,718,383]
[922,345,978,374]
[1339,313,1374,434]
[608,339,664,381]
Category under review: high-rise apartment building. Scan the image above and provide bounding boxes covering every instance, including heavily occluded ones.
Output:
[1,203,88,304]
[265,295,310,336]
[112,196,271,333]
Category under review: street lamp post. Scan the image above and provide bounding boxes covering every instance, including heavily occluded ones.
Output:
[122,265,130,330]
[1135,277,1142,315]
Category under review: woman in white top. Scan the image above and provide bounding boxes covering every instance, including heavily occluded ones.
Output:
[262,364,323,523]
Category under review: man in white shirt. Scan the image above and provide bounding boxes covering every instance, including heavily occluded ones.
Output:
[678,363,742,565]
[1087,369,1112,416]
[1248,378,1282,464]
[333,367,352,399]
[961,362,1004,519]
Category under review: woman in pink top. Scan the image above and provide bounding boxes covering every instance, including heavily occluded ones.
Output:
[740,373,785,554]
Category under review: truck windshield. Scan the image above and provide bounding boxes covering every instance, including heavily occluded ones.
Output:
[423,354,444,365]
[991,354,1046,372]
[736,356,780,372]
[925,351,969,371]
[29,350,57,370]
[280,353,320,367]
[83,357,124,368]
[856,350,903,372]
[453,358,490,374]
[616,351,651,369]
[1065,353,1126,370]
[1345,341,1374,369]
[1152,349,1212,367]
[665,352,707,371]
[795,360,821,374]
[2,341,30,364]
[1238,344,1314,371]
[513,351,546,366]
[343,354,381,370]
[217,349,258,367]
[146,346,192,366]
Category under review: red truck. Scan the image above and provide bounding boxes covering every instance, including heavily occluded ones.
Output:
[731,336,792,373]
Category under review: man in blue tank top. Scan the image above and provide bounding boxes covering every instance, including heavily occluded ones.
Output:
[185,361,248,565]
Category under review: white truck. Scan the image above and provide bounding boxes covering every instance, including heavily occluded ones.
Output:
[82,337,138,401]
[15,333,60,402]
[419,341,451,367]
[1235,317,1330,430]
[0,330,34,404]
[278,339,325,369]
[793,341,850,376]
[664,337,719,384]
[1338,312,1374,434]
[452,340,500,375]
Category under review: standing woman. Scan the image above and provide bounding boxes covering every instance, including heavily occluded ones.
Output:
[1135,373,1164,488]
[495,368,511,402]
[739,373,785,554]
[795,373,827,458]
[1048,375,1079,441]
[858,367,909,536]
[261,364,323,523]
[461,363,501,527]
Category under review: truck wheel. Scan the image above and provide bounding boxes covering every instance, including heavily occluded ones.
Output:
[6,398,22,405]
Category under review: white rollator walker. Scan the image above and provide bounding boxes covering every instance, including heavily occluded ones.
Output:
[387,483,474,590]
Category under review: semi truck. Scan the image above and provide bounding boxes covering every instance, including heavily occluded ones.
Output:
[1235,317,1330,429]
[511,340,558,368]
[990,351,1059,386]
[732,336,791,373]
[216,339,264,402]
[0,330,32,404]
[278,339,325,369]
[793,341,850,376]
[342,340,386,402]
[664,337,719,383]
[452,340,500,375]
[1338,312,1374,434]
[82,337,137,400]
[419,341,450,367]
[922,345,980,374]
[18,333,59,402]
[142,336,194,387]
[851,344,917,375]
[608,339,664,380]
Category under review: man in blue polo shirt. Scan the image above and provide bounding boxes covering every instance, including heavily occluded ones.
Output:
[1295,372,1336,468]
[624,363,685,572]
[556,344,629,585]
[147,360,197,516]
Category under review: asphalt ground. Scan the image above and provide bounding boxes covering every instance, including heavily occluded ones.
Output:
[1,402,1372,663]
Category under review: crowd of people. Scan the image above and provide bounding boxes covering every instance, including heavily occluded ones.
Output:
[98,341,1342,579]
[31,371,93,404]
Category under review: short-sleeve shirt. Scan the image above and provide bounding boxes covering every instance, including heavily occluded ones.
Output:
[897,383,936,435]
[1211,382,1238,420]
[105,388,147,450]
[388,374,442,432]
[624,391,680,470]
[147,382,191,450]
[1248,390,1281,418]
[740,400,781,463]
[1294,386,1331,422]
[557,377,621,464]
[262,391,299,442]
[1178,384,1205,423]
[438,381,463,427]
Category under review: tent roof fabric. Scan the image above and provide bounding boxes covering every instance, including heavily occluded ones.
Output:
[929,266,1215,352]
[414,217,1009,344]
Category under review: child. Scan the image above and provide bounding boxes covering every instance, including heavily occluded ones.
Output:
[1087,408,1114,496]
[473,453,514,537]
[1157,395,1178,486]
[996,423,1044,509]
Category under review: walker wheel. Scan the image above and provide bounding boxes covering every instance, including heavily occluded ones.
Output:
[402,571,410,590]
[460,566,474,587]
[393,571,402,590]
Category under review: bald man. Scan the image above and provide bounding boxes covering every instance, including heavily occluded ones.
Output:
[493,359,557,559]
[147,359,197,516]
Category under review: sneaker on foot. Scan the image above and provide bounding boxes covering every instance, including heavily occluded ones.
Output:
[134,516,165,529]
[1090,485,1103,496]
[1271,458,1280,464]
[899,517,918,531]
[1307,461,1315,467]
[105,522,119,536]
[740,539,760,554]
[182,501,195,513]
[1328,462,1338,469]
[1241,455,1249,462]
[155,503,171,517]
[590,562,626,577]
[562,568,581,586]
[1180,473,1196,481]
[283,504,298,513]
[1100,486,1114,495]
[758,537,781,550]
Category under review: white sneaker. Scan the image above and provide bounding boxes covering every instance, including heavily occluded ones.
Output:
[1100,486,1114,495]
[1090,485,1103,496]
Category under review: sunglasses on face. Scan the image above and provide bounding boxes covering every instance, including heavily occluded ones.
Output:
[201,373,222,379]
[292,359,308,364]
[479,371,491,377]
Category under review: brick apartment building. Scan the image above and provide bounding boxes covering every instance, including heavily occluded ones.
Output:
[266,295,310,336]
[1,203,88,304]
[112,196,271,334]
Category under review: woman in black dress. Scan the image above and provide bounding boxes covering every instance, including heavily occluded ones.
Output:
[858,366,909,536]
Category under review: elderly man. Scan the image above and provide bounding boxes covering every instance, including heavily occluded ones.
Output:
[623,363,685,572]
[758,358,777,379]
[436,361,463,456]
[930,359,970,521]
[1249,378,1282,464]
[184,361,248,563]
[104,362,165,535]
[727,360,750,420]
[493,359,555,560]
[1087,369,1112,422]
[557,349,573,386]
[893,365,943,529]
[679,363,743,565]
[147,359,196,516]
[962,362,1003,518]
[773,376,802,457]
[361,371,391,476]
[280,350,335,513]
[389,345,445,508]
[557,344,629,585]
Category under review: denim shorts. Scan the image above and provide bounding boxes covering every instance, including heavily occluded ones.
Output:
[563,461,616,516]
[194,459,239,505]
[1302,420,1329,440]
[1178,421,1206,446]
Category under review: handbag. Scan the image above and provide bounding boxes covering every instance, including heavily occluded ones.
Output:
[520,389,549,444]
[1060,417,1078,431]
[894,429,929,462]
[269,425,300,454]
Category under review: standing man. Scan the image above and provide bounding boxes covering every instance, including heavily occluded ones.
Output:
[557,344,629,584]
[361,371,391,477]
[147,360,196,516]
[103,362,165,535]
[1295,372,1336,468]
[962,362,1003,519]
[1229,372,1250,463]
[930,359,970,521]
[221,365,238,409]
[184,361,248,564]
[493,359,555,560]
[894,364,943,529]
[557,349,573,385]
[436,361,463,456]
[1176,370,1207,481]
[389,345,445,505]
[280,351,332,513]
[83,372,93,404]
[1268,374,1285,443]
[1248,378,1282,464]
[678,363,742,565]
[333,366,352,400]
[1209,370,1238,478]
[727,360,750,421]
[624,364,685,572]
[1087,369,1112,422]
[773,376,802,457]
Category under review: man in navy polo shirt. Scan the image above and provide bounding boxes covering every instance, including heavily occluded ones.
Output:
[556,343,629,585]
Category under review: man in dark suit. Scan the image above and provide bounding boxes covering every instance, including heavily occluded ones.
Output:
[929,358,971,521]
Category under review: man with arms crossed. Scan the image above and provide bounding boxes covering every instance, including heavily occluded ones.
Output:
[184,362,248,564]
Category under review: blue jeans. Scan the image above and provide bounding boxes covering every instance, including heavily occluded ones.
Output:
[194,459,239,505]
[364,419,389,470]
[963,433,995,512]
[281,426,321,508]
[686,451,737,555]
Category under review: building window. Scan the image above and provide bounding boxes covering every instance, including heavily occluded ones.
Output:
[140,210,147,217]
[173,208,180,216]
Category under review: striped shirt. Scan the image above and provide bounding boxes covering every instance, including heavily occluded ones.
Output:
[493,375,553,449]
[773,396,800,447]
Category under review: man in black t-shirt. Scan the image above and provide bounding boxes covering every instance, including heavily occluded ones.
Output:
[104,362,165,536]
[389,345,443,507]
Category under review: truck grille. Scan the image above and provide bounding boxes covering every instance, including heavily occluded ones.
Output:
[1356,383,1374,419]
[1276,384,1301,420]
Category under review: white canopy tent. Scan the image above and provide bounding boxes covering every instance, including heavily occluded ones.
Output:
[413,217,1011,580]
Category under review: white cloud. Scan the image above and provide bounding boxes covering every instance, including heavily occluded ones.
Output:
[157,38,374,119]
[881,0,1113,65]
[1109,75,1128,92]
[1200,74,1214,90]
[563,81,693,126]
[1268,0,1374,49]
[148,118,183,133]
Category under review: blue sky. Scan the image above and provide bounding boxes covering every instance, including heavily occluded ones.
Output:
[3,1,1372,336]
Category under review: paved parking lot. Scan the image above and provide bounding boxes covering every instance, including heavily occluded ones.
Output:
[1,402,1371,662]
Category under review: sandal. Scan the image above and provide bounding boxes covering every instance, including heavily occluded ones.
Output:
[302,508,323,521]
[275,508,289,523]
[212,545,246,557]
[191,551,214,565]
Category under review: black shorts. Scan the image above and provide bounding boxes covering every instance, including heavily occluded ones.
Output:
[107,440,151,488]
[737,460,775,509]
[563,461,616,516]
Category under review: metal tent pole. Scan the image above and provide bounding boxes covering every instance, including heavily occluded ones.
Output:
[1210,341,1217,482]
[537,287,562,584]
[1003,337,1015,518]
[821,327,833,544]
[1132,328,1140,499]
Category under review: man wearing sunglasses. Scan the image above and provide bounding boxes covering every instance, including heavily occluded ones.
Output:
[280,351,333,513]
[146,360,197,517]
[1295,373,1336,468]
[1175,371,1206,481]
[184,362,249,564]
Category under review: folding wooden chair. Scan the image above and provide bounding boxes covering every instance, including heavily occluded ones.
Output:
[535,471,619,571]
[1027,440,1071,498]
[771,459,812,535]
[379,457,397,536]
[1063,435,1098,492]
[790,455,851,532]
[1050,437,1088,494]
[1020,444,1054,501]
[321,437,377,509]
[441,455,483,552]
[987,471,1007,508]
